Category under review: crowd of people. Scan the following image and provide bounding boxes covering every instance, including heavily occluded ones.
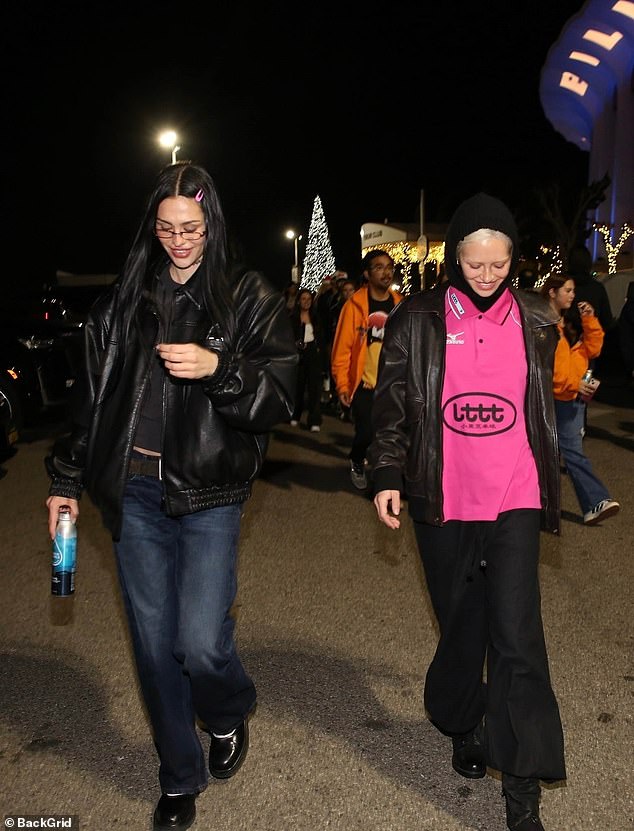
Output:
[44,164,626,831]
[279,203,624,831]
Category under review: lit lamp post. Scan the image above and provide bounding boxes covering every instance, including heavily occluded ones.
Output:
[159,130,181,164]
[285,229,302,283]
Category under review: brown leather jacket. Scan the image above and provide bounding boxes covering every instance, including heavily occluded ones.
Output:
[368,284,561,533]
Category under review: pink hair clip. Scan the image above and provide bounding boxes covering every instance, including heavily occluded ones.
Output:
[195,189,204,202]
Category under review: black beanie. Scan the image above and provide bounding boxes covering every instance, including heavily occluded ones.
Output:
[444,192,519,311]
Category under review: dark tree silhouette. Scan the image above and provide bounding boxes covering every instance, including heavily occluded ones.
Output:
[535,173,611,265]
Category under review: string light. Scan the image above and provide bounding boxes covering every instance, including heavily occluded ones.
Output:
[593,222,633,274]
[533,245,563,289]
[363,230,633,292]
[301,195,336,292]
[363,240,446,294]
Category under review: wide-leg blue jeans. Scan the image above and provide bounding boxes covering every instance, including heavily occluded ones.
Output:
[555,398,610,514]
[114,475,256,794]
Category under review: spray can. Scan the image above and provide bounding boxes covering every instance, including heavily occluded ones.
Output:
[579,368,598,402]
[51,505,76,596]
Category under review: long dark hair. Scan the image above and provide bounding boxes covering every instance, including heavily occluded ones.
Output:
[114,161,236,352]
[540,274,581,346]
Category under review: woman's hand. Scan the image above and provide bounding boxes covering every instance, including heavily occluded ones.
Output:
[156,343,219,379]
[578,376,599,398]
[46,496,79,540]
[578,301,595,317]
[374,489,401,530]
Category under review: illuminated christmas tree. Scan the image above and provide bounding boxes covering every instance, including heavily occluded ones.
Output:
[301,194,336,291]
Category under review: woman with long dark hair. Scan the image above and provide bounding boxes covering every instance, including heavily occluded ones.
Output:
[45,162,297,831]
[289,288,323,431]
[540,273,619,525]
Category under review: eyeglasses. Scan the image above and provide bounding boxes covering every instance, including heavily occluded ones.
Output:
[369,264,394,273]
[155,227,207,241]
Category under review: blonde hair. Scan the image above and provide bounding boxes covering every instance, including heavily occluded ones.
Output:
[456,228,513,261]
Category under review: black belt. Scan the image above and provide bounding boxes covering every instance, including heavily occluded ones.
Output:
[129,453,162,478]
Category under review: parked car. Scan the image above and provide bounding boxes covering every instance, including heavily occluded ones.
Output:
[38,273,117,373]
[0,272,116,451]
[0,294,79,445]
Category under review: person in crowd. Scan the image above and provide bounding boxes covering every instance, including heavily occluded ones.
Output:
[289,288,323,431]
[540,274,620,525]
[369,193,566,831]
[618,280,634,381]
[340,278,357,304]
[326,278,358,423]
[315,271,347,405]
[331,250,402,490]
[315,274,338,339]
[566,245,614,336]
[323,277,357,413]
[45,161,297,831]
[329,275,357,329]
[284,281,299,313]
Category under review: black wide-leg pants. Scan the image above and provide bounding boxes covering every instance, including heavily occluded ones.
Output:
[413,509,566,781]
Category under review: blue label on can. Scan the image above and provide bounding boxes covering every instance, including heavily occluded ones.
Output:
[53,535,76,571]
[52,534,76,596]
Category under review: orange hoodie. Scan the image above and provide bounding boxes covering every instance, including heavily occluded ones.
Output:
[331,285,403,401]
[553,314,604,401]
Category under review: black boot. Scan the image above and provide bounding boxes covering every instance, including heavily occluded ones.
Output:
[451,723,486,779]
[502,774,544,830]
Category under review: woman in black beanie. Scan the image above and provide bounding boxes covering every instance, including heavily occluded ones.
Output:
[369,193,566,831]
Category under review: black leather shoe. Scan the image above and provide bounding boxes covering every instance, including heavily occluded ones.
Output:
[451,728,486,779]
[209,719,249,779]
[153,793,196,830]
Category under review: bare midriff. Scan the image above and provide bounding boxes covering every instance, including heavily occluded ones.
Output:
[133,446,161,457]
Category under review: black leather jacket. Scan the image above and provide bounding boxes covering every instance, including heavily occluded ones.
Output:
[46,268,298,539]
[369,285,561,533]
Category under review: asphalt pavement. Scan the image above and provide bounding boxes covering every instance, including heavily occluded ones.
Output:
[0,397,632,831]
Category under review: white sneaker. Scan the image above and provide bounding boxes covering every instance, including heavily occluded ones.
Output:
[310,425,320,432]
[583,499,620,525]
[290,420,299,427]
[350,461,367,490]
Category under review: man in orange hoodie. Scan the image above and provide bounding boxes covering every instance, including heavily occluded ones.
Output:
[331,250,402,489]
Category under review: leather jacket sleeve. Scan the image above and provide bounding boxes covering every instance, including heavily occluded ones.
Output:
[45,289,117,499]
[201,270,298,432]
[368,300,412,494]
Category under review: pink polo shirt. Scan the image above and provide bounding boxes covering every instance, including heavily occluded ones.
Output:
[441,288,540,521]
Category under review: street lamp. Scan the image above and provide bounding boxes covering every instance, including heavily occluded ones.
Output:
[158,130,181,164]
[285,229,302,283]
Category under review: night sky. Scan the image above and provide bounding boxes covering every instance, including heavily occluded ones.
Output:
[6,0,588,290]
